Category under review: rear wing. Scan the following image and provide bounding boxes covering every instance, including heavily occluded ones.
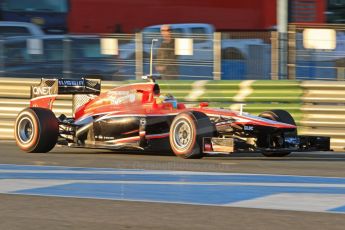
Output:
[31,78,101,98]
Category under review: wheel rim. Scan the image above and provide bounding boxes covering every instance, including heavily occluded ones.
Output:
[17,117,35,144]
[173,119,193,150]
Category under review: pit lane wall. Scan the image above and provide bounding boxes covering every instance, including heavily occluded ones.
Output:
[0,78,343,151]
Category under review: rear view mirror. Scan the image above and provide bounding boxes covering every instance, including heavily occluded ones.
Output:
[199,102,209,108]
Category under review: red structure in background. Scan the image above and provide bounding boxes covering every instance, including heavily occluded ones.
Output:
[68,0,326,34]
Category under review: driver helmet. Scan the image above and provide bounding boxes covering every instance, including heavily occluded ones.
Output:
[156,93,177,108]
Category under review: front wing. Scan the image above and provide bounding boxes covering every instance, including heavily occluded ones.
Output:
[203,135,331,155]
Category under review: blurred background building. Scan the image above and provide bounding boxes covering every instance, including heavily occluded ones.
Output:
[0,0,336,34]
[0,0,344,81]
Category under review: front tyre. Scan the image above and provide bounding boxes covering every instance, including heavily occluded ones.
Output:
[258,109,297,157]
[169,111,215,159]
[15,107,59,153]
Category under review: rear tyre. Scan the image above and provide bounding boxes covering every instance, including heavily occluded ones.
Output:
[15,107,59,153]
[169,111,215,159]
[258,109,297,157]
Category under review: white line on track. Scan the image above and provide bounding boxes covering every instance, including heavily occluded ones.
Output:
[227,193,345,212]
[1,179,345,189]
[0,179,74,193]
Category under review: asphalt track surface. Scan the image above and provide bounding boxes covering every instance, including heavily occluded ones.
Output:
[2,141,345,230]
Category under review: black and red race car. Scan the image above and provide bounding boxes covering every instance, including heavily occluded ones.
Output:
[14,76,330,159]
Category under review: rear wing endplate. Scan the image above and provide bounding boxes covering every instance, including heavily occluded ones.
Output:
[31,78,101,98]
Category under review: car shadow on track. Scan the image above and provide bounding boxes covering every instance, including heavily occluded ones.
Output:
[50,146,345,162]
[51,145,174,157]
[206,151,345,162]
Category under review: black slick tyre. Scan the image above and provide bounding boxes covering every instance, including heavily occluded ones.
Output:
[259,110,297,127]
[169,111,215,159]
[258,109,297,157]
[14,107,59,153]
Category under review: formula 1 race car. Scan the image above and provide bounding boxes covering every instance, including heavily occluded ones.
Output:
[14,76,331,159]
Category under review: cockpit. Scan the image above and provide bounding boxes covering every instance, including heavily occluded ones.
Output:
[156,93,178,109]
